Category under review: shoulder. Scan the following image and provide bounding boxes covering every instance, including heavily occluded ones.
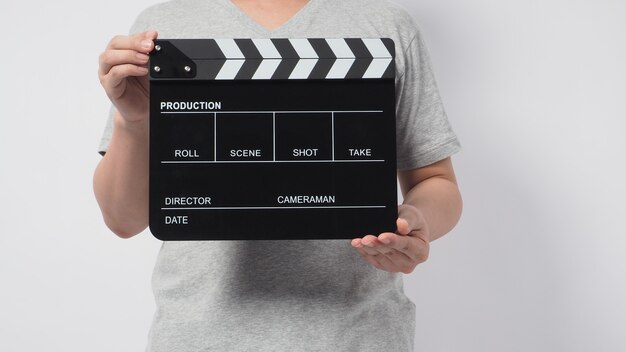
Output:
[343,0,421,37]
[327,0,423,59]
[133,0,177,19]
[366,0,420,27]
[128,0,172,34]
[329,0,426,80]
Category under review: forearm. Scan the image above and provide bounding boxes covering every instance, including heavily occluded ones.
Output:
[402,176,462,242]
[93,111,149,238]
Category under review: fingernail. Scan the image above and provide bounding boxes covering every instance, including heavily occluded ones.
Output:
[141,40,152,50]
[380,237,390,244]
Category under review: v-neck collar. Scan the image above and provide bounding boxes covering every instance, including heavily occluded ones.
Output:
[218,0,318,36]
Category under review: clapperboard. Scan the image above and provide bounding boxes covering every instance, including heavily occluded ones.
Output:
[149,38,398,240]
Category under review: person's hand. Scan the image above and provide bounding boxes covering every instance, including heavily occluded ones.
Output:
[351,204,430,273]
[98,30,158,123]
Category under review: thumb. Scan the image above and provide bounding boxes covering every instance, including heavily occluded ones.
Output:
[396,217,412,235]
[144,30,158,40]
[396,204,423,235]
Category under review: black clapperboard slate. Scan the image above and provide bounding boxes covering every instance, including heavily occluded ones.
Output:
[148,38,398,240]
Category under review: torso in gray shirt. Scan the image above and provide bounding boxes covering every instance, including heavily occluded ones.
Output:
[98,0,461,351]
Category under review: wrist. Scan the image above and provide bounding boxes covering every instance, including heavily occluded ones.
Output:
[115,111,149,136]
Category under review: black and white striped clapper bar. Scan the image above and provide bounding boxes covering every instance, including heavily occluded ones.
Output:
[148,38,398,240]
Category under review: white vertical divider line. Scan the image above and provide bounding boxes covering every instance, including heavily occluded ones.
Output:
[273,112,276,161]
[331,111,335,161]
[214,112,217,162]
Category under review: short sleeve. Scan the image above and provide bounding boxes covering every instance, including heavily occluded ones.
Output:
[394,26,461,170]
[97,104,116,155]
[97,9,154,156]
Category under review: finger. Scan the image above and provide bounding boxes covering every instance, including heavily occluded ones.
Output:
[396,217,412,235]
[106,31,158,51]
[107,30,158,53]
[99,50,150,77]
[359,244,381,256]
[102,64,149,94]
[355,243,416,273]
[369,250,399,270]
[361,233,408,259]
[396,204,423,235]
[361,234,383,247]
[352,237,385,256]
[378,232,421,262]
[380,249,416,273]
[368,234,416,265]
[354,235,406,267]
[360,246,406,272]
[355,247,387,270]
[359,234,384,256]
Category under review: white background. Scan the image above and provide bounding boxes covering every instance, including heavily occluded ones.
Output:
[0,0,624,351]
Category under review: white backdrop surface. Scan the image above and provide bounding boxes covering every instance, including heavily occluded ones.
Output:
[0,1,624,351]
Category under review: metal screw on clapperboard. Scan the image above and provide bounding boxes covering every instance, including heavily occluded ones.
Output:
[152,44,162,73]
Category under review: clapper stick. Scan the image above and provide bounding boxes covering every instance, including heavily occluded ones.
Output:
[148,38,398,240]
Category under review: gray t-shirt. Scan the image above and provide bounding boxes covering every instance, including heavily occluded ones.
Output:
[98,0,461,351]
